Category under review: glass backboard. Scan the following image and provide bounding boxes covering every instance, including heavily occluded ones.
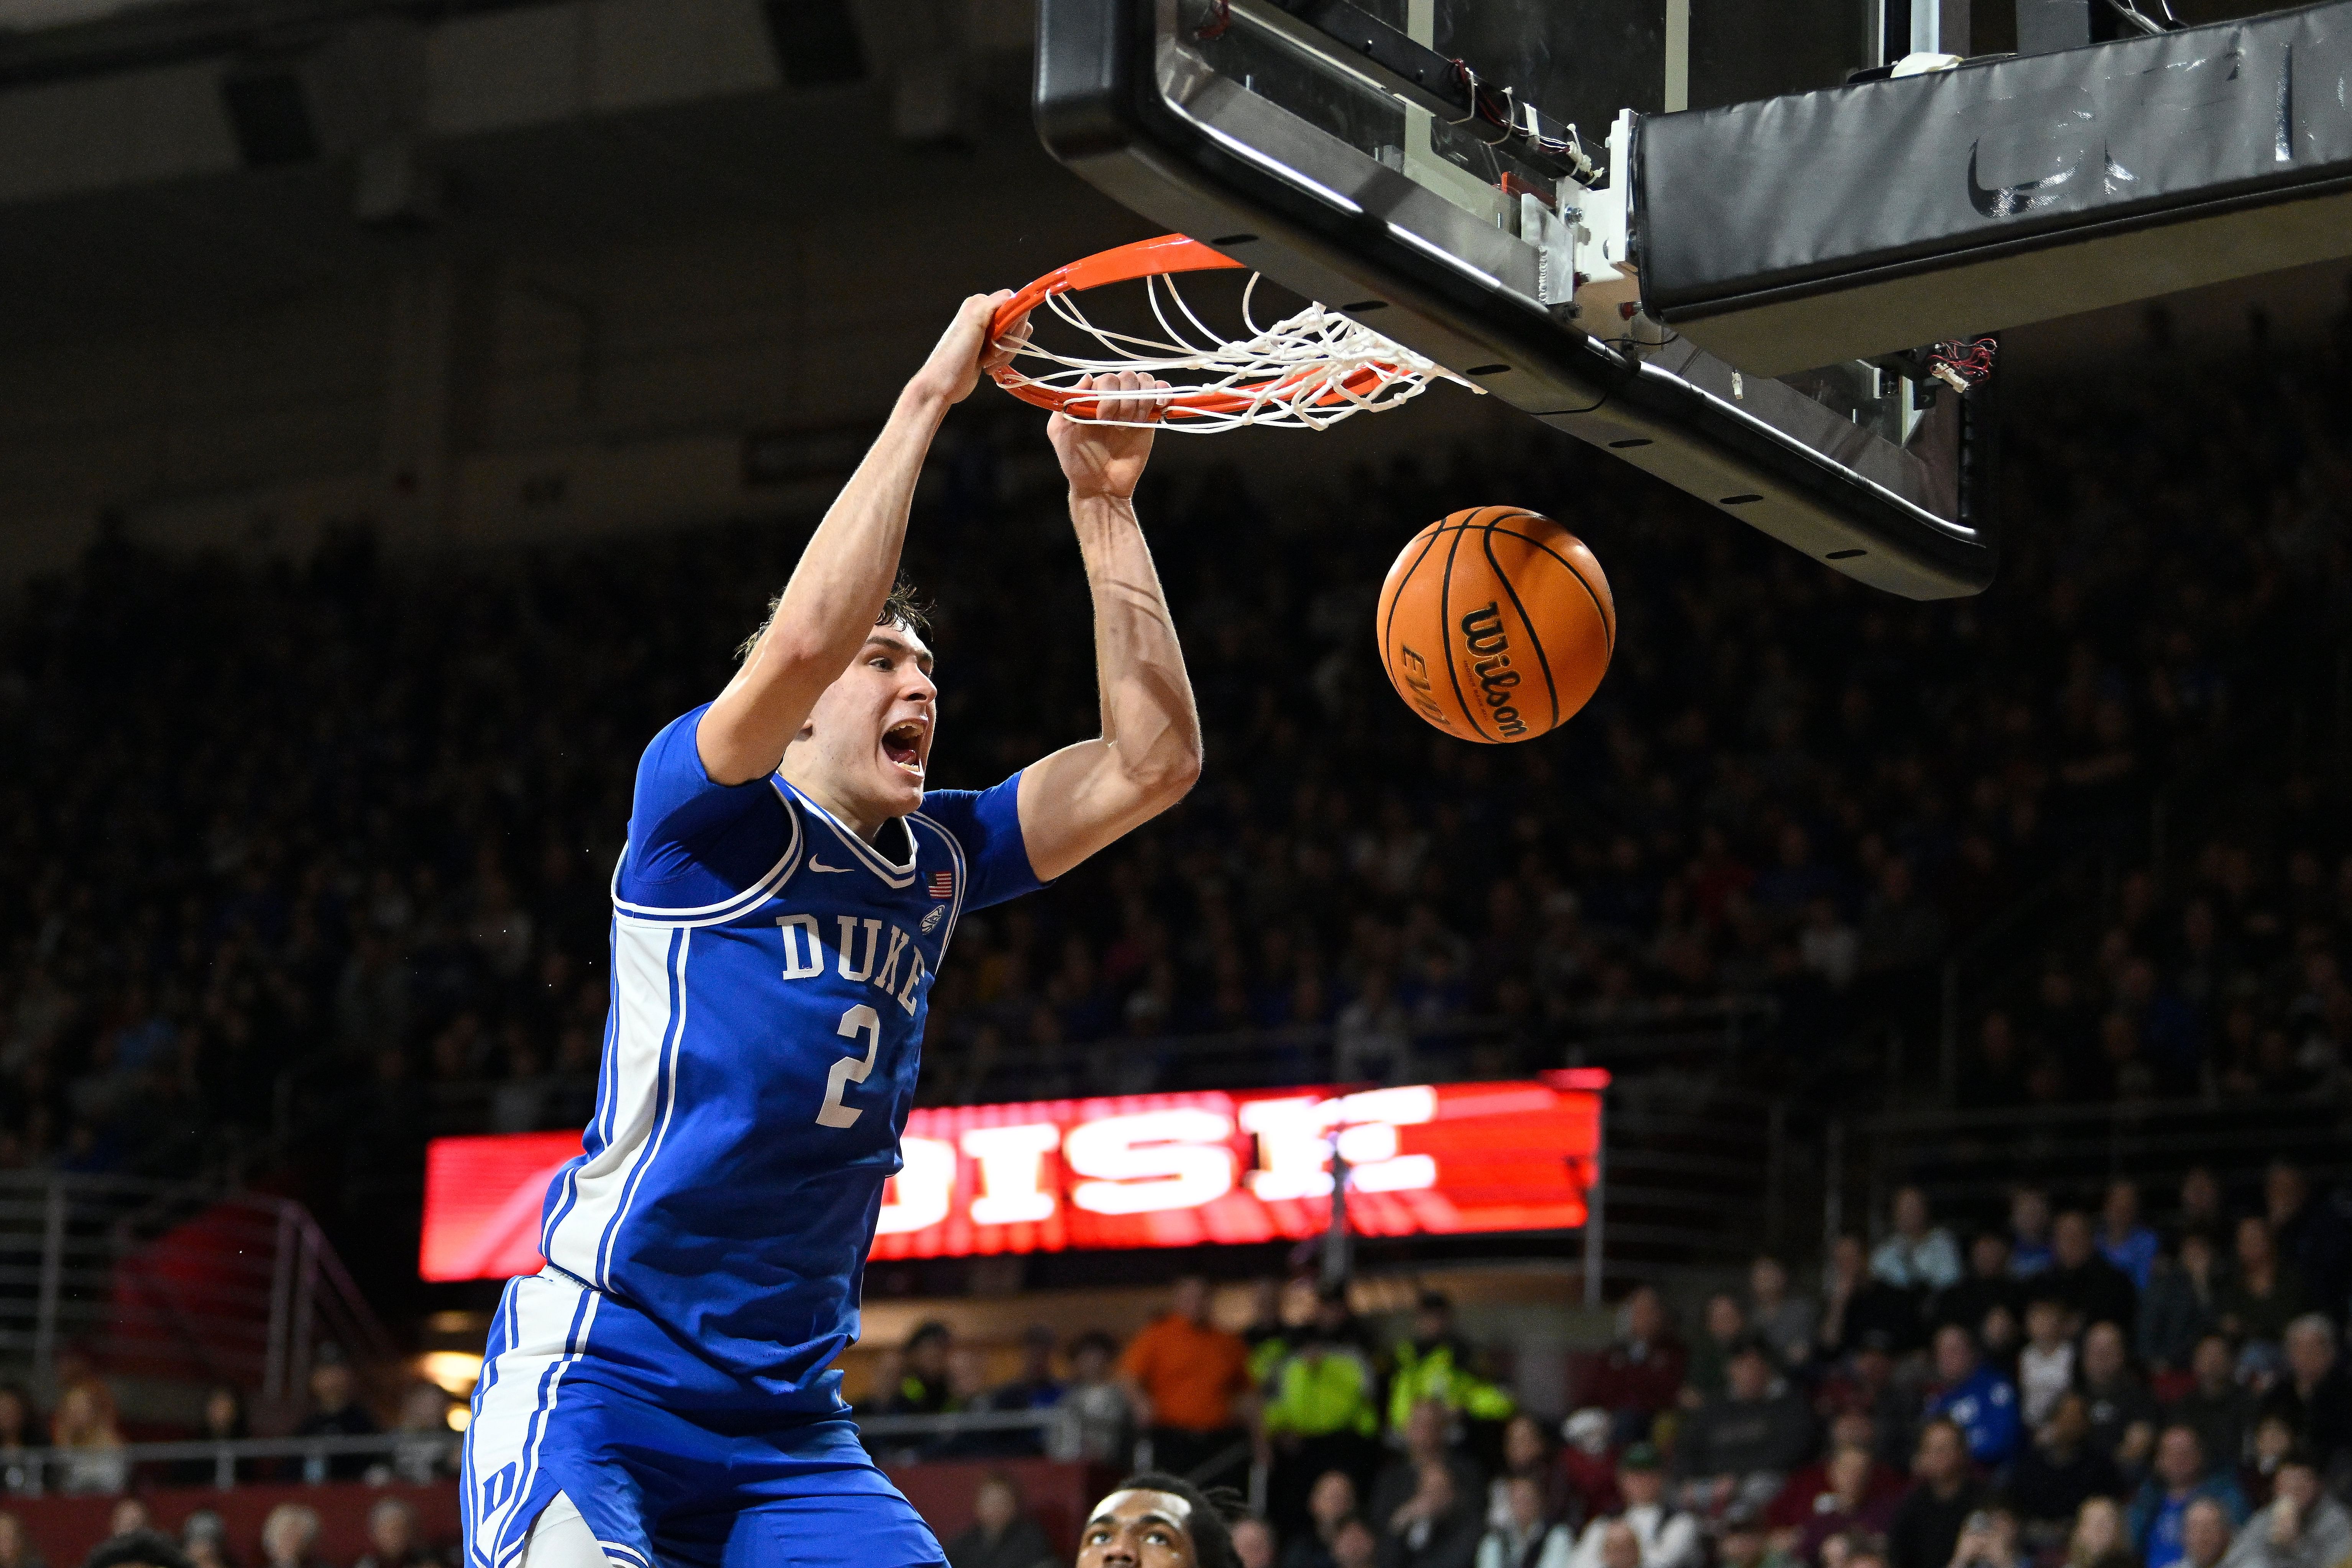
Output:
[1034,0,1998,598]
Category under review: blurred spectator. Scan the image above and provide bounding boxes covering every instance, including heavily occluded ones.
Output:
[1233,1517,1278,1568]
[1263,1312,1382,1538]
[1566,1445,1700,1568]
[2168,1337,2255,1479]
[1748,1257,1818,1372]
[1885,1420,1984,1568]
[1121,1277,1251,1482]
[2255,1317,2352,1485]
[178,1513,232,1568]
[1818,1341,1923,1472]
[0,1514,41,1568]
[2081,1322,2162,1476]
[2141,1240,2224,1378]
[2243,1417,2298,1509]
[1676,1337,1816,1523]
[0,1388,31,1496]
[2178,1501,2233,1568]
[2214,1223,2306,1355]
[1374,1402,1487,1531]
[1872,1189,1961,1295]
[1244,1281,1293,1387]
[1486,1415,1568,1534]
[886,1322,959,1415]
[351,1499,438,1568]
[1824,1239,1928,1359]
[1557,1412,1621,1524]
[1922,1327,2021,1468]
[1375,1453,1484,1568]
[1334,1519,1381,1568]
[1713,1522,1771,1568]
[2014,1394,2125,1534]
[2124,1427,2246,1568]
[2177,1172,2229,1253]
[107,1503,150,1540]
[1782,1444,1900,1566]
[2048,1215,2139,1336]
[1287,1473,1363,1568]
[1585,1290,1686,1440]
[2019,1297,2079,1428]
[171,1386,251,1487]
[1948,1504,2029,1568]
[49,1382,126,1495]
[2012,1190,2056,1279]
[1478,1476,1573,1568]
[2217,1454,2346,1568]
[387,1381,456,1484]
[2101,1183,2162,1293]
[1387,1294,1514,1438]
[1766,1410,1905,1537]
[256,1506,322,1568]
[1931,1236,2021,1342]
[1335,970,1413,1086]
[2262,1164,2350,1326]
[987,1327,1069,1417]
[2063,1499,2135,1568]
[1685,1296,1749,1407]
[1046,1331,1130,1465]
[291,1352,378,1483]
[946,1472,1056,1568]
[83,1534,192,1568]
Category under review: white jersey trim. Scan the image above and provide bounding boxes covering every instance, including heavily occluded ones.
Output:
[606,780,803,925]
[541,924,688,1286]
[783,780,919,889]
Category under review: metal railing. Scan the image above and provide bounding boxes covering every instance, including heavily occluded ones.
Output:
[0,1176,393,1404]
[1839,1092,2352,1237]
[0,1432,462,1496]
[0,1415,1077,1497]
[360,997,1784,1141]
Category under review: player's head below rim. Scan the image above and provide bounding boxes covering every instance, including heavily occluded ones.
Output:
[1077,1475,1245,1568]
[738,575,937,831]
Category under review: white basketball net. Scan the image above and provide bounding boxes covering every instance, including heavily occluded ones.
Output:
[998,271,1468,433]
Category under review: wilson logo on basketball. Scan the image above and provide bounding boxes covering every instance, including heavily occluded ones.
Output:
[1374,505,1616,744]
[1458,603,1527,738]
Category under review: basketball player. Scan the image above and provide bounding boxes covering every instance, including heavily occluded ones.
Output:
[461,293,1200,1568]
[1077,1477,1244,1568]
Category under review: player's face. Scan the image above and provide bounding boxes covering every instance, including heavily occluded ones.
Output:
[1078,1491,1198,1568]
[800,625,937,823]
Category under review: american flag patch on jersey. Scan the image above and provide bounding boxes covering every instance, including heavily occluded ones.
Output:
[929,870,955,899]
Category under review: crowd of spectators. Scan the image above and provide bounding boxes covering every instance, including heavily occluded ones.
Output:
[0,309,2346,1277]
[892,1150,2352,1568]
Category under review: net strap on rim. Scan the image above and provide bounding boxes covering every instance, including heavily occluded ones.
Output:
[987,234,1468,433]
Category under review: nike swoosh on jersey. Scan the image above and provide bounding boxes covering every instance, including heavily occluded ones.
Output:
[808,857,852,873]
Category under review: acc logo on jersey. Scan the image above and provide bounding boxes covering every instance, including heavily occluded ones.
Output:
[920,905,946,934]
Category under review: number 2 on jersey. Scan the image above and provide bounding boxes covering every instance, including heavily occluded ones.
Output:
[816,1004,882,1128]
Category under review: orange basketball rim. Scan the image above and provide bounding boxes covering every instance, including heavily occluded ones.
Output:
[986,234,1458,432]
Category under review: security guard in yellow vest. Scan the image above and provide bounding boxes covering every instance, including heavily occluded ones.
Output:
[1385,1291,1516,1436]
[1261,1291,1384,1537]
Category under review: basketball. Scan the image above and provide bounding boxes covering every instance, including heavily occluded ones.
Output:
[1375,506,1615,744]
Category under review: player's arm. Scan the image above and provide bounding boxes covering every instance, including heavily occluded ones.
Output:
[1017,372,1204,882]
[697,291,1020,786]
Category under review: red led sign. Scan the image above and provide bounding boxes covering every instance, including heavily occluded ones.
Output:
[420,1074,1606,1282]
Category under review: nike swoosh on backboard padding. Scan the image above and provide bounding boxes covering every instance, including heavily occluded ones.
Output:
[808,857,851,873]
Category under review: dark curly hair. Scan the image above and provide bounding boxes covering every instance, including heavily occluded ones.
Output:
[1100,1473,1247,1568]
[736,573,931,663]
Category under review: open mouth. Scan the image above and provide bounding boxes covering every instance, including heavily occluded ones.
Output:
[882,721,925,777]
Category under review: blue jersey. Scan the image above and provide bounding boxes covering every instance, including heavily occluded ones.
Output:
[534,703,1041,1412]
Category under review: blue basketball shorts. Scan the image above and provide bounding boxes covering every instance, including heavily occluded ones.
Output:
[462,1271,945,1568]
